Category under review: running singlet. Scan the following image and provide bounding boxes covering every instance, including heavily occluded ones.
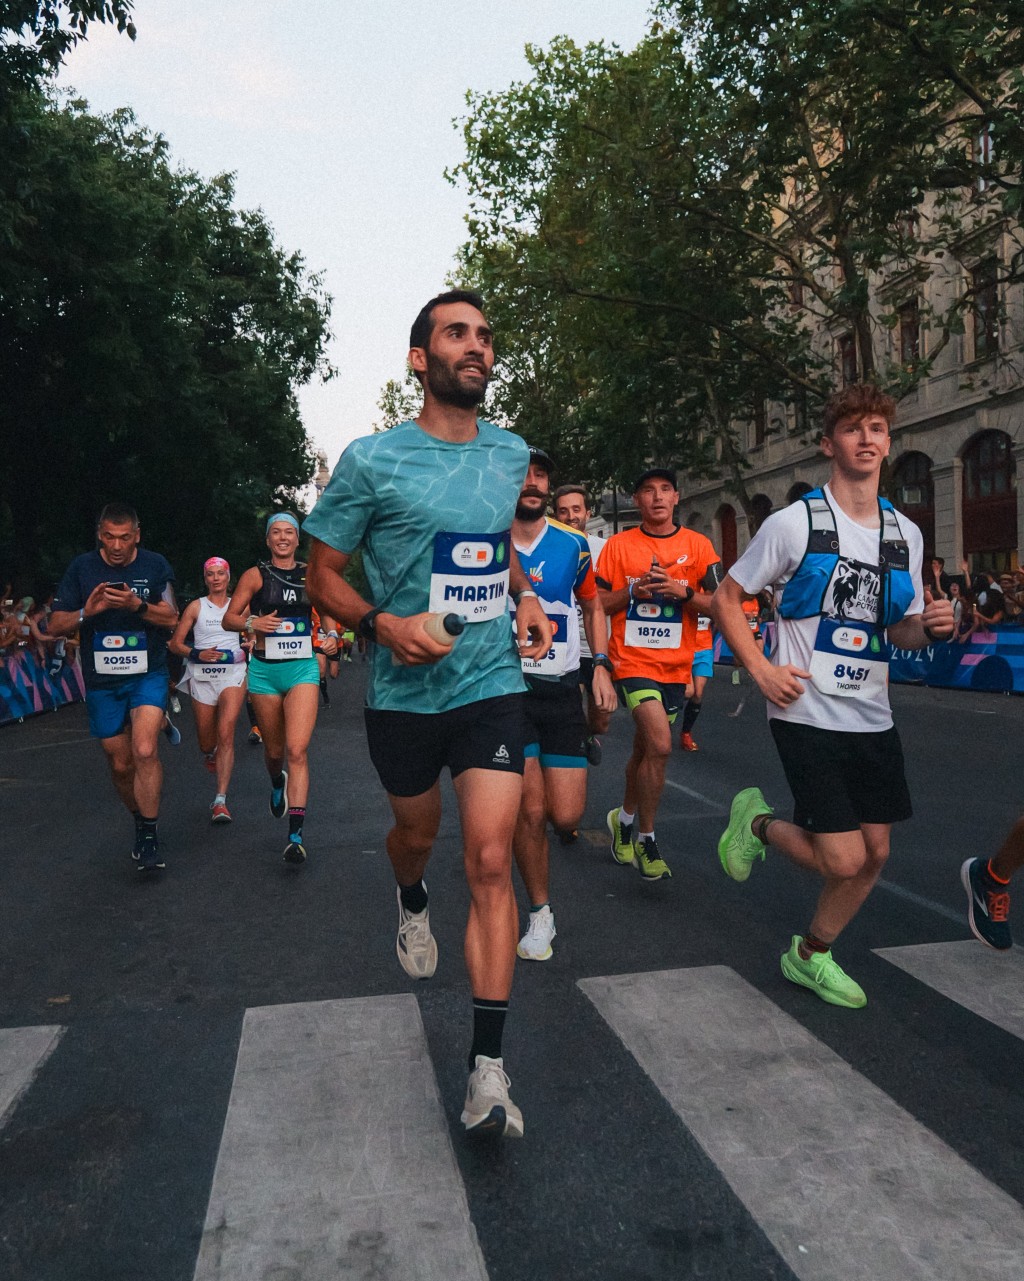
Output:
[512,518,597,679]
[250,562,314,661]
[303,419,530,713]
[52,548,175,689]
[187,597,245,684]
[598,526,720,684]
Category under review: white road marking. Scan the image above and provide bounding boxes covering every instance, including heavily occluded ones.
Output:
[192,993,488,1281]
[580,966,1024,1281]
[662,777,726,811]
[0,1025,64,1126]
[875,939,1024,1038]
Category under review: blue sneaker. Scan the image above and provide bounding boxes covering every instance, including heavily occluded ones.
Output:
[269,770,289,819]
[134,833,165,873]
[961,858,1012,950]
[162,713,181,746]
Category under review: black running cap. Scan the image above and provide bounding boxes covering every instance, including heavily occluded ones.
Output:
[635,467,677,491]
[528,446,556,474]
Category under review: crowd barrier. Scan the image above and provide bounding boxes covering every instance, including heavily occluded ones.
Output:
[714,623,1024,694]
[0,648,85,726]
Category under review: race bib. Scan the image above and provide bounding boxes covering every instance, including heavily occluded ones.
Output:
[624,597,683,649]
[428,531,511,622]
[809,618,888,698]
[196,661,233,685]
[696,614,711,633]
[93,631,149,675]
[511,604,569,676]
[265,617,313,660]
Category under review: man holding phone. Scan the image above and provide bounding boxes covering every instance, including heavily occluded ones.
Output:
[50,503,178,872]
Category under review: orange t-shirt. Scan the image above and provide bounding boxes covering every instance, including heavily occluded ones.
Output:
[597,525,720,682]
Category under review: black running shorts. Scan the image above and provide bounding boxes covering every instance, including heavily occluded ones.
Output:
[769,719,913,834]
[523,673,587,766]
[364,693,528,798]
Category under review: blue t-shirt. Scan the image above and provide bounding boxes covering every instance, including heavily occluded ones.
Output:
[53,548,175,688]
[303,419,529,713]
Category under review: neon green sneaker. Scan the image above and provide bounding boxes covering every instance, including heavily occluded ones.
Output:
[718,787,772,882]
[780,936,867,1009]
[635,836,672,881]
[607,808,636,867]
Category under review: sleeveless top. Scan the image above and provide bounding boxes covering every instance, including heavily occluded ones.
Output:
[194,597,243,657]
[250,561,312,620]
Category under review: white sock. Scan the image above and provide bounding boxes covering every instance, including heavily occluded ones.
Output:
[214,793,226,806]
[639,831,655,843]
[619,808,635,828]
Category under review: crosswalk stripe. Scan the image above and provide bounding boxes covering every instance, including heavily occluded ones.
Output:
[580,966,1024,1281]
[0,1025,64,1127]
[192,993,488,1281]
[875,939,1024,1039]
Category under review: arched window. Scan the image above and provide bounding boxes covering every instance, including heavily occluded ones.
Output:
[891,452,935,555]
[786,481,813,504]
[715,503,737,568]
[962,430,1016,564]
[751,493,773,532]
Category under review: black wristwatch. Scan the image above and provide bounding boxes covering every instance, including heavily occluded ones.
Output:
[136,599,149,618]
[358,607,384,641]
[592,653,613,672]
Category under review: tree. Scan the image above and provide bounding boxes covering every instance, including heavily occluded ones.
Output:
[1,2,135,95]
[0,91,334,593]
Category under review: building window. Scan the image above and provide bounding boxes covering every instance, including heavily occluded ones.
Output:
[898,299,920,365]
[964,431,1014,501]
[792,386,809,437]
[838,332,858,385]
[971,259,999,361]
[973,123,994,194]
[753,400,767,448]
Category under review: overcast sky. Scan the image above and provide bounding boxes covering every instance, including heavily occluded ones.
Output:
[58,1,653,469]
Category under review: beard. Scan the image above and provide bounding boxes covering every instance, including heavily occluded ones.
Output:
[424,353,489,409]
[515,491,547,521]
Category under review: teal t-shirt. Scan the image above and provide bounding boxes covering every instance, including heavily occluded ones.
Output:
[303,419,530,713]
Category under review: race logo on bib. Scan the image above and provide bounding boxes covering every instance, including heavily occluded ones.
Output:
[429,531,511,622]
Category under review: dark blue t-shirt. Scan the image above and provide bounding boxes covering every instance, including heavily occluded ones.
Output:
[53,548,176,688]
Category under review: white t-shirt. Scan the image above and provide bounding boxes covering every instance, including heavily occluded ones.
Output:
[578,535,609,660]
[728,486,924,733]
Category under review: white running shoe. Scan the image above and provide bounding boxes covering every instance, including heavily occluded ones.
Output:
[516,905,556,961]
[396,885,438,979]
[461,1055,524,1138]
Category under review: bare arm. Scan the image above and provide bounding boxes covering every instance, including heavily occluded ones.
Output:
[887,589,956,650]
[579,594,616,713]
[168,599,201,658]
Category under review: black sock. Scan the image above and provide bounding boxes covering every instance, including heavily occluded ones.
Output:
[245,700,257,726]
[399,879,428,914]
[682,698,703,734]
[287,807,305,842]
[469,998,508,1068]
[139,816,158,838]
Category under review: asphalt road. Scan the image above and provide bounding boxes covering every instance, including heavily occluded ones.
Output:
[1,662,1022,1281]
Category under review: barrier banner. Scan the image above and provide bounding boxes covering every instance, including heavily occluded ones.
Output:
[714,624,1024,694]
[0,649,85,726]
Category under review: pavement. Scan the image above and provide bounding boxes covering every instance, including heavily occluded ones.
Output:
[1,661,1023,1281]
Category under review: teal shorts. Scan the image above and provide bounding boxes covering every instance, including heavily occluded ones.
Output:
[247,654,320,697]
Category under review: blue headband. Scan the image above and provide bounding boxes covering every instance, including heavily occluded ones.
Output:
[266,512,300,535]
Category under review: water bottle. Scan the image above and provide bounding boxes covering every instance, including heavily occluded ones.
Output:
[423,613,466,647]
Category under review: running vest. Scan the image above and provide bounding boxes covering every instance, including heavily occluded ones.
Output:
[777,489,915,627]
[251,562,314,660]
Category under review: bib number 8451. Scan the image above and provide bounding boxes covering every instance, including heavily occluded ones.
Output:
[834,663,869,681]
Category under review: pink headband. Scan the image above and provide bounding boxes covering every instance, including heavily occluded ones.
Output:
[204,557,230,574]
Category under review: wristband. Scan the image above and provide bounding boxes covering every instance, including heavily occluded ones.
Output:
[327,630,339,639]
[923,623,953,643]
[512,589,539,605]
[245,615,255,635]
[593,652,608,661]
[358,607,384,641]
[78,608,85,625]
[189,647,203,663]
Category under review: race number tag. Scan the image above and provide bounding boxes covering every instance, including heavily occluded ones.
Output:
[429,531,511,622]
[197,659,233,685]
[511,604,569,676]
[696,614,711,634]
[624,597,683,649]
[265,617,313,660]
[93,632,149,674]
[809,618,888,698]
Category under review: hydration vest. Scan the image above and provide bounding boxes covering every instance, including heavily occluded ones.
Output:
[777,489,915,627]
[251,561,312,619]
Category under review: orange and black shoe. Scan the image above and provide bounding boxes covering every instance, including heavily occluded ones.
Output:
[961,858,1012,950]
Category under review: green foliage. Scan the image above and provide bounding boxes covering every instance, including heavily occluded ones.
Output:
[451,6,1024,516]
[373,371,422,432]
[0,89,334,595]
[1,2,136,93]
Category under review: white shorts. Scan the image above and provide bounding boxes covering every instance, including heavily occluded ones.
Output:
[177,661,247,706]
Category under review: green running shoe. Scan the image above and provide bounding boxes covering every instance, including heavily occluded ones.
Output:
[607,807,636,867]
[718,787,772,882]
[780,936,867,1009]
[635,836,672,881]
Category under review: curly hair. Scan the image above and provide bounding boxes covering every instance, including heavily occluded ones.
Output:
[822,383,896,436]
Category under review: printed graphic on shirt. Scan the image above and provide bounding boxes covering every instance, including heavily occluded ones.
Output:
[827,559,881,624]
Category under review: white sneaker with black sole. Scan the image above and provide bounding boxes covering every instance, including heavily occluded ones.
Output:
[461,1055,524,1139]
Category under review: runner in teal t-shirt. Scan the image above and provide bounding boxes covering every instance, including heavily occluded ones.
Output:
[306,290,552,1140]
